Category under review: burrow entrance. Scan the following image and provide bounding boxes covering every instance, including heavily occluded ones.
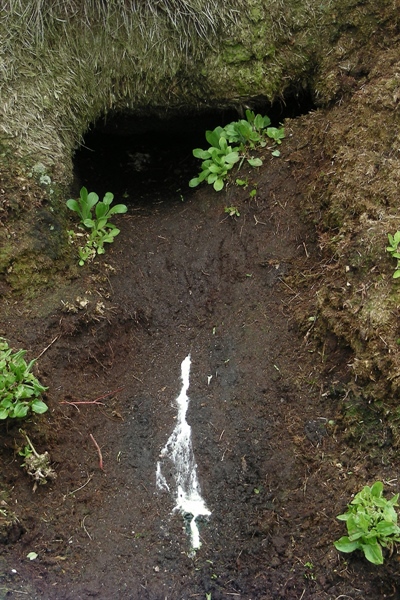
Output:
[73,93,315,204]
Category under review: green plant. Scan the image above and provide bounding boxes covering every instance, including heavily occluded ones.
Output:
[224,206,240,217]
[386,231,400,278]
[304,562,316,580]
[190,111,285,192]
[266,126,285,145]
[189,130,240,191]
[223,118,262,149]
[67,187,127,265]
[334,481,400,565]
[0,339,48,419]
[245,109,271,134]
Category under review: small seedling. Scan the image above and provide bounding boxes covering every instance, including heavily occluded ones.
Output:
[235,178,248,187]
[0,338,48,419]
[266,126,285,144]
[67,187,127,265]
[334,481,400,565]
[304,562,316,580]
[386,231,400,278]
[224,206,240,218]
[27,552,38,561]
[247,157,263,167]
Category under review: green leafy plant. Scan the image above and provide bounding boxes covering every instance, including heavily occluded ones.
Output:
[189,130,240,191]
[190,111,284,192]
[67,187,127,265]
[0,339,48,419]
[386,231,400,278]
[334,481,400,565]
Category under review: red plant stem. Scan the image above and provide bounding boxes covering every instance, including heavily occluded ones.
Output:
[89,434,104,471]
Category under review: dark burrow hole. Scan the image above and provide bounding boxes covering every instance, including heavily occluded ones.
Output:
[73,92,315,206]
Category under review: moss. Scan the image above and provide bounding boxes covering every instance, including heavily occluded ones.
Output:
[222,44,253,64]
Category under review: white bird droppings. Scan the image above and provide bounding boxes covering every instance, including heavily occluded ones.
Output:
[156,355,210,549]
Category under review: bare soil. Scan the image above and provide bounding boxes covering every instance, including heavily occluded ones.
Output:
[0,117,399,600]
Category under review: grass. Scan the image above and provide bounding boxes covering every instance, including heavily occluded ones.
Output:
[0,0,247,183]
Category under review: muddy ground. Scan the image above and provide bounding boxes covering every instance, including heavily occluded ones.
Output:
[0,111,400,600]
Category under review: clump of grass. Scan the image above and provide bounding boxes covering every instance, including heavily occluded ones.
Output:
[0,0,247,182]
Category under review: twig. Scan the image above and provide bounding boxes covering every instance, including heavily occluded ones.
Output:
[60,400,105,411]
[60,386,125,409]
[83,386,125,403]
[89,434,104,471]
[36,336,59,360]
[67,473,93,496]
[81,515,92,540]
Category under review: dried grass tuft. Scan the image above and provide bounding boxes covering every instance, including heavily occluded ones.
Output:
[0,0,246,181]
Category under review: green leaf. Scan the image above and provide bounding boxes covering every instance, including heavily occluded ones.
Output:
[334,536,360,553]
[376,521,399,537]
[207,173,219,184]
[102,192,114,206]
[371,481,384,497]
[83,218,95,229]
[245,109,255,124]
[101,229,120,243]
[213,178,224,192]
[107,204,128,216]
[66,199,80,214]
[205,127,224,148]
[267,127,285,143]
[0,408,9,419]
[208,164,222,174]
[393,270,400,278]
[254,113,270,130]
[31,399,48,414]
[193,148,211,160]
[247,157,263,167]
[219,136,228,151]
[13,403,29,418]
[271,149,281,157]
[189,177,201,188]
[95,202,108,219]
[362,542,383,565]
[86,191,99,209]
[225,152,240,164]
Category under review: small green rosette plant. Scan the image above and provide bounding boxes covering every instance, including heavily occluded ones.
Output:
[0,339,48,419]
[334,481,400,565]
